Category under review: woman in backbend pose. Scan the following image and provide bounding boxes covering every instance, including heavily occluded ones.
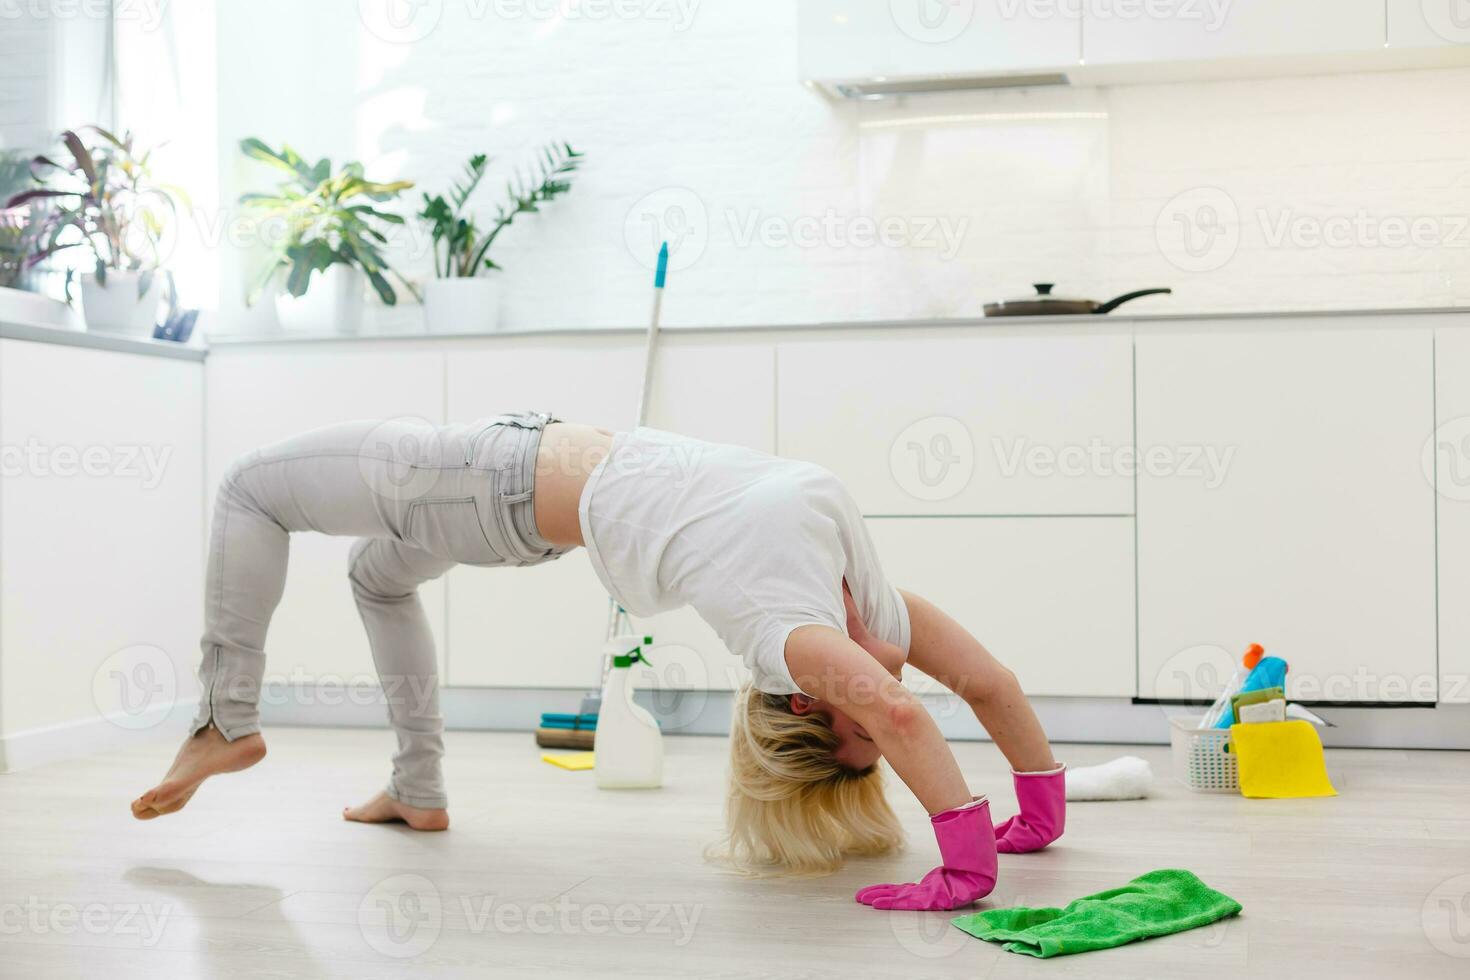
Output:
[134,412,1065,911]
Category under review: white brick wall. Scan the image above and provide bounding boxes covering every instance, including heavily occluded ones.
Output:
[0,13,53,151]
[205,0,1470,332]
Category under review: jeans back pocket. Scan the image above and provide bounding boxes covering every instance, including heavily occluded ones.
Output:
[403,496,502,565]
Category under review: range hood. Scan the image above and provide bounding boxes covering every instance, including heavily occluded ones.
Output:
[829,73,1072,100]
[800,0,1470,100]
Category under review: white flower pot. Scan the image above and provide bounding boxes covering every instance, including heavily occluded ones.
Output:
[274,264,366,335]
[423,277,500,335]
[79,270,165,336]
[0,285,77,329]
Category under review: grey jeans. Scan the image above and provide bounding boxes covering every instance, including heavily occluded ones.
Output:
[190,412,566,809]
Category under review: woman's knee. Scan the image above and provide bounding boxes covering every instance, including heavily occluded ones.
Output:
[218,452,263,505]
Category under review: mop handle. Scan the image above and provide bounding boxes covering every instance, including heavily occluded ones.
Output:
[634,241,669,429]
[603,243,670,657]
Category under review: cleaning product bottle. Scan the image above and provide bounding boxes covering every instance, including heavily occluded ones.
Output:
[1198,643,1264,729]
[594,634,664,789]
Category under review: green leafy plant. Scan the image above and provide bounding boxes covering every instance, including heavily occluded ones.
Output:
[418,143,582,279]
[0,150,35,288]
[3,127,186,298]
[238,138,418,306]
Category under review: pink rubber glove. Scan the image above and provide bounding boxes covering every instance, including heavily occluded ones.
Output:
[855,798,997,911]
[994,764,1066,854]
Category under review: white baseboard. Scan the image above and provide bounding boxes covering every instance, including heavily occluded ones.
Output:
[6,686,1464,773]
[0,699,196,773]
[261,684,1470,751]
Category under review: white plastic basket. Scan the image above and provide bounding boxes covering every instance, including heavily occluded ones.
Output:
[1168,715,1238,793]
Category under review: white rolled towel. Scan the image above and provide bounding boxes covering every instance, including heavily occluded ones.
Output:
[1064,756,1153,801]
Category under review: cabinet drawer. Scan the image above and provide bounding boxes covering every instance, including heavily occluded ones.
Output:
[1136,328,1437,703]
[867,516,1137,698]
[777,335,1134,515]
[1084,0,1383,65]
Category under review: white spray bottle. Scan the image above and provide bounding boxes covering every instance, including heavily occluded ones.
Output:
[594,633,664,789]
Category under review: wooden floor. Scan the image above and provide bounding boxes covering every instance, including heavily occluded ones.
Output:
[1,729,1468,978]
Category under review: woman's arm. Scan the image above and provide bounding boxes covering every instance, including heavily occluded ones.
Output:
[784,624,972,815]
[898,589,1057,774]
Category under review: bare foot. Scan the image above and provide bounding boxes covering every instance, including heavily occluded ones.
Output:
[132,725,267,820]
[343,791,450,832]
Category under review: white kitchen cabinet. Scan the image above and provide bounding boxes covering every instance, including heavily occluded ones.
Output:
[1083,0,1385,65]
[798,0,1080,87]
[444,339,776,688]
[866,517,1137,698]
[1136,327,1437,703]
[1,340,203,738]
[777,334,1134,516]
[447,337,644,432]
[1433,326,1470,704]
[1387,0,1470,49]
[205,348,447,682]
[643,341,776,451]
[444,340,640,688]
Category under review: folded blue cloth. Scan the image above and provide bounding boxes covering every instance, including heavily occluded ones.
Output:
[539,713,598,730]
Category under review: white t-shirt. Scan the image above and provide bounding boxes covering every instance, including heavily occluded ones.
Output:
[577,428,910,695]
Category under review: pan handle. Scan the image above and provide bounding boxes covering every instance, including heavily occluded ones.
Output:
[1092,288,1172,315]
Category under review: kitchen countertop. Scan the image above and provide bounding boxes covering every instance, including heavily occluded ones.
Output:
[206,304,1470,346]
[1,318,207,362]
[6,305,1470,359]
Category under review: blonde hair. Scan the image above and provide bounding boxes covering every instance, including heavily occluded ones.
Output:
[709,684,904,876]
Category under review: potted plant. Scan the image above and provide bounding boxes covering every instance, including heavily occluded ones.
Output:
[0,150,68,327]
[418,143,581,334]
[238,138,418,334]
[0,150,31,286]
[4,129,185,335]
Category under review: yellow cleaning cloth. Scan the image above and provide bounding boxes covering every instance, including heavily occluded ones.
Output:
[1230,721,1336,799]
[541,752,595,771]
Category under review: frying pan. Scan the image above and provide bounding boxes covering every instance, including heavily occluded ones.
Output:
[984,283,1172,317]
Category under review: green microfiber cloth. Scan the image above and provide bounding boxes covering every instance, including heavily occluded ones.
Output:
[951,869,1242,958]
